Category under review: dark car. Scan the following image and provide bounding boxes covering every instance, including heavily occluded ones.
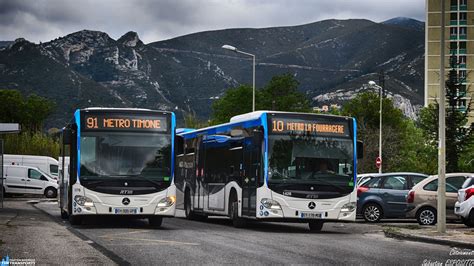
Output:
[357,172,428,222]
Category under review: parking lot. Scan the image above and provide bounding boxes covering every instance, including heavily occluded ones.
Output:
[1,197,468,265]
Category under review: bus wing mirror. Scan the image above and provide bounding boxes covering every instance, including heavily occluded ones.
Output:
[357,140,364,159]
[63,129,72,145]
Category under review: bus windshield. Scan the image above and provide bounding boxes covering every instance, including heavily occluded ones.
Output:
[268,135,354,191]
[80,132,171,182]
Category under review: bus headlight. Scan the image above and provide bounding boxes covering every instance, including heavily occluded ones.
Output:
[341,202,356,212]
[157,196,176,207]
[74,195,94,207]
[261,198,282,210]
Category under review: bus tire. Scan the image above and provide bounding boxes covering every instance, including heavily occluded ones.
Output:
[69,215,82,226]
[308,220,324,232]
[184,189,195,220]
[60,209,68,219]
[149,216,163,227]
[229,192,246,228]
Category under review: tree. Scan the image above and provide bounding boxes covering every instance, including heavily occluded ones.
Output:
[0,90,55,132]
[341,92,421,173]
[418,55,474,172]
[211,74,310,124]
[259,73,310,112]
[211,85,254,125]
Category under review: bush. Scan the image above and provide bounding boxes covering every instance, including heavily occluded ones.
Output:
[2,132,59,159]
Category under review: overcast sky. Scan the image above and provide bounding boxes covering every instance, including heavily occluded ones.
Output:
[0,0,425,44]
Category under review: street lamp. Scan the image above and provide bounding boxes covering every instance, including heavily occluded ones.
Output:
[222,44,256,112]
[368,80,383,174]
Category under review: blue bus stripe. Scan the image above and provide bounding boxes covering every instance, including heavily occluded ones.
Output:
[74,109,81,183]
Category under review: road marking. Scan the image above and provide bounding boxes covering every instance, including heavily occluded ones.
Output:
[100,236,200,246]
[99,230,151,238]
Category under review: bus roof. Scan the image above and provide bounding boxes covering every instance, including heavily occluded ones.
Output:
[79,107,173,114]
[178,111,354,138]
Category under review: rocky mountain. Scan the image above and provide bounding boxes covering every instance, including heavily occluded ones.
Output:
[0,18,425,127]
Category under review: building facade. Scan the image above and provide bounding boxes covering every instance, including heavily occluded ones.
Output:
[425,0,474,122]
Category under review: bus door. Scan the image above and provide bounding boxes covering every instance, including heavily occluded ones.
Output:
[242,128,262,217]
[195,137,205,211]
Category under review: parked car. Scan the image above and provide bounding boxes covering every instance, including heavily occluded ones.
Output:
[356,173,378,187]
[357,172,428,222]
[2,165,58,198]
[4,154,59,179]
[454,175,474,227]
[406,173,472,225]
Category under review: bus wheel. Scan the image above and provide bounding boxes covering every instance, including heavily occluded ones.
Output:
[149,216,163,227]
[308,221,324,232]
[69,215,82,226]
[60,209,68,219]
[229,194,246,228]
[184,190,195,220]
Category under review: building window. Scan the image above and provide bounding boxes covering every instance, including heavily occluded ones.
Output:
[451,13,458,20]
[450,42,458,49]
[460,0,467,6]
[459,12,467,21]
[459,55,466,64]
[450,27,458,36]
[459,70,467,78]
[459,41,467,49]
[459,27,467,35]
[451,0,457,5]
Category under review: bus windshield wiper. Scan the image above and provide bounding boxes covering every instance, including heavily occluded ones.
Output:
[109,174,164,189]
[308,173,348,192]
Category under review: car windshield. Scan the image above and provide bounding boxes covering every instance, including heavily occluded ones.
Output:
[268,135,354,190]
[80,132,171,182]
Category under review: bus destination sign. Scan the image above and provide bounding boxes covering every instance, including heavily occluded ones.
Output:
[270,117,349,137]
[82,114,168,132]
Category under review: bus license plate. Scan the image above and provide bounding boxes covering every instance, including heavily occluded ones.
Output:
[301,212,324,219]
[114,208,139,214]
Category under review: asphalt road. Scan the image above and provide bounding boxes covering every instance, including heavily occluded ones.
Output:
[34,201,460,265]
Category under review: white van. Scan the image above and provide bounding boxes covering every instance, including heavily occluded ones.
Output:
[2,165,58,198]
[3,155,59,179]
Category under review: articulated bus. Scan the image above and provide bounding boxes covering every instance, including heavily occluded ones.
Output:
[59,108,176,226]
[175,111,362,231]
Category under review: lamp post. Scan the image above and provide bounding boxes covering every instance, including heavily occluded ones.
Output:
[368,81,383,174]
[222,44,256,112]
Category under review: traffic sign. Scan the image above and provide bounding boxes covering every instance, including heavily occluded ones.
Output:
[376,157,382,169]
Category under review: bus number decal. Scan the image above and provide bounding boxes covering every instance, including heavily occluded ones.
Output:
[272,120,284,132]
[86,117,98,129]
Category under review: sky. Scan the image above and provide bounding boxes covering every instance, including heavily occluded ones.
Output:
[0,0,425,44]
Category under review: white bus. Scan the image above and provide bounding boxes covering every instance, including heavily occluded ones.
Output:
[59,108,176,226]
[175,111,362,231]
[4,154,59,178]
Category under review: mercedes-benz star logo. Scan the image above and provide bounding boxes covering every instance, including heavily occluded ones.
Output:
[124,182,128,187]
[308,202,316,209]
[122,198,130,205]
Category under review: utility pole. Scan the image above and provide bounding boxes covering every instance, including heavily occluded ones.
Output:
[437,0,446,234]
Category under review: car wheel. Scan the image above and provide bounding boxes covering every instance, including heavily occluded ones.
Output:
[462,210,474,227]
[149,216,163,227]
[44,187,57,198]
[416,207,437,225]
[362,203,383,222]
[308,221,324,232]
